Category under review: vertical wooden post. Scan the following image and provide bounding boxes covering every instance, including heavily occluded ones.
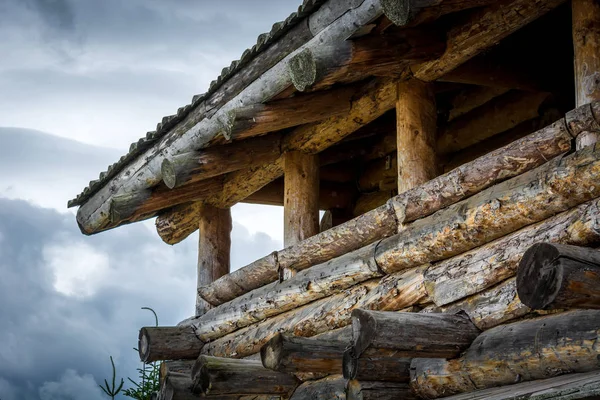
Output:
[396,79,439,193]
[284,151,320,247]
[196,203,232,316]
[573,0,600,148]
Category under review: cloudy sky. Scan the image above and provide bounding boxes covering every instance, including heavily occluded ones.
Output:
[0,0,299,398]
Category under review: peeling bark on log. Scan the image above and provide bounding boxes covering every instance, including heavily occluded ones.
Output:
[437,90,551,155]
[376,144,600,275]
[201,267,428,359]
[412,0,569,82]
[196,204,231,316]
[284,151,320,247]
[261,334,346,374]
[194,243,382,341]
[441,370,600,400]
[191,356,299,397]
[424,198,600,307]
[411,310,600,398]
[350,310,479,358]
[138,326,203,363]
[287,28,444,92]
[517,243,600,310]
[289,375,346,400]
[346,380,416,400]
[396,79,439,193]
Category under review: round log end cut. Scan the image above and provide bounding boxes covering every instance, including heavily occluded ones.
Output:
[260,334,284,371]
[517,243,563,310]
[288,49,317,92]
[381,0,411,26]
[161,158,178,189]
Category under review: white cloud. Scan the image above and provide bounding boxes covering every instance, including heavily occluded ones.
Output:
[43,242,110,297]
[38,370,104,400]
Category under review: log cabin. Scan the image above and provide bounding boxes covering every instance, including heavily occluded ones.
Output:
[68,0,600,398]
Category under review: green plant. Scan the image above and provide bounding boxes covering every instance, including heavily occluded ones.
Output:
[101,307,161,400]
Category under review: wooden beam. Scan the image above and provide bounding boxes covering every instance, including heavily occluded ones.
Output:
[194,242,382,342]
[260,334,346,374]
[380,0,499,27]
[198,107,579,306]
[138,326,203,363]
[396,79,438,192]
[191,356,299,397]
[201,268,428,359]
[376,143,600,275]
[425,198,600,308]
[346,380,416,400]
[410,310,600,398]
[343,347,411,383]
[283,151,320,247]
[573,0,600,148]
[517,243,600,311]
[412,0,569,82]
[196,204,231,316]
[437,90,551,155]
[288,27,445,91]
[447,85,511,121]
[350,309,479,359]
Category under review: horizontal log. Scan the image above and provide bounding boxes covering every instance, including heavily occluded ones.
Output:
[381,0,499,27]
[446,85,510,122]
[411,310,600,398]
[517,243,600,310]
[191,356,299,397]
[289,375,346,400]
[437,90,551,155]
[424,198,600,307]
[441,370,600,400]
[194,243,382,341]
[138,326,203,363]
[201,266,429,359]
[261,334,346,375]
[376,143,600,274]
[288,28,445,91]
[343,347,411,383]
[350,310,479,358]
[346,380,416,400]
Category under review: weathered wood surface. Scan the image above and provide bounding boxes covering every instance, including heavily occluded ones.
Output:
[517,243,600,310]
[283,151,319,247]
[396,79,439,193]
[437,91,551,155]
[289,375,346,400]
[288,28,444,91]
[160,360,193,384]
[441,370,600,400]
[411,310,600,398]
[376,144,600,274]
[412,0,568,82]
[261,334,346,374]
[346,380,416,400]
[424,198,600,307]
[442,109,563,172]
[350,309,479,358]
[381,0,498,27]
[138,326,203,363]
[201,267,428,359]
[573,0,600,148]
[192,356,299,397]
[196,204,231,316]
[447,86,510,122]
[194,243,382,341]
[158,374,197,400]
[343,348,411,382]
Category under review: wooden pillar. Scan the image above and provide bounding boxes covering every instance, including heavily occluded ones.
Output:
[284,151,320,247]
[396,79,438,193]
[196,204,231,316]
[573,0,600,148]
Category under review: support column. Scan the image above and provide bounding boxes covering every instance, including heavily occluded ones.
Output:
[396,79,439,193]
[196,203,231,316]
[283,151,320,247]
[573,0,600,148]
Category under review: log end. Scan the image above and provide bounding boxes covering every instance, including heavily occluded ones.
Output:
[517,243,563,310]
[161,158,178,189]
[351,309,377,357]
[288,49,316,92]
[261,333,284,371]
[191,356,210,395]
[381,0,412,26]
[139,327,151,363]
[342,347,358,380]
